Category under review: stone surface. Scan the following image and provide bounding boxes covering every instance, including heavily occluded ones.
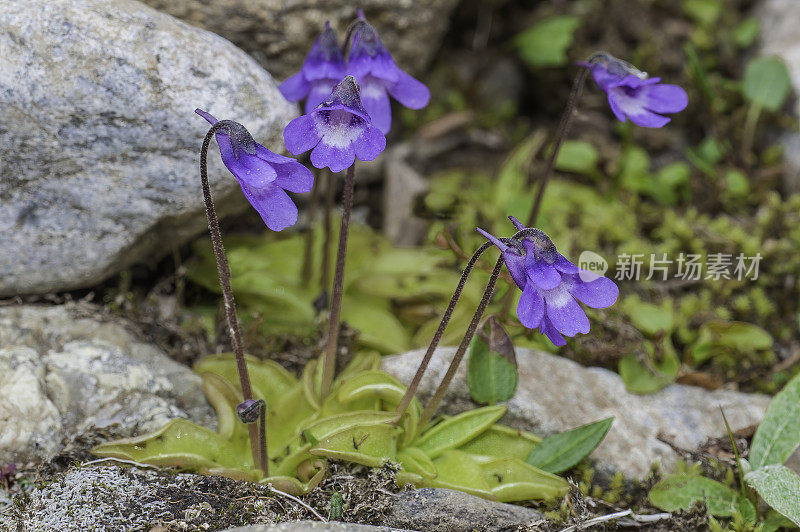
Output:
[387,488,545,532]
[138,0,458,80]
[226,522,406,531]
[757,0,800,192]
[383,348,772,479]
[0,304,213,465]
[0,0,296,296]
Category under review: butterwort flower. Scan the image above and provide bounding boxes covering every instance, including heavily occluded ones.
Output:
[346,14,430,133]
[279,22,347,113]
[478,217,619,347]
[581,53,688,128]
[196,109,313,231]
[283,75,386,173]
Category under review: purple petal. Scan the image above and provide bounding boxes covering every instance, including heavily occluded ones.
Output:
[353,124,386,161]
[554,254,579,274]
[255,144,292,164]
[359,77,392,133]
[195,108,218,125]
[241,184,298,232]
[476,227,511,253]
[543,287,590,336]
[387,70,430,110]
[310,139,355,173]
[568,275,618,309]
[538,316,567,347]
[305,79,338,114]
[508,216,525,232]
[275,162,314,193]
[279,71,310,102]
[517,282,544,329]
[283,114,321,155]
[638,83,688,113]
[527,260,561,290]
[608,90,671,128]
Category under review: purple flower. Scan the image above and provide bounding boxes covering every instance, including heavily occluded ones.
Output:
[282,75,386,173]
[477,217,619,347]
[346,15,430,133]
[279,22,347,114]
[582,53,688,128]
[196,109,313,231]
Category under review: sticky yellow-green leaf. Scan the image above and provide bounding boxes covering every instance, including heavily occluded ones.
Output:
[481,457,569,501]
[309,421,399,467]
[458,424,541,461]
[414,405,506,459]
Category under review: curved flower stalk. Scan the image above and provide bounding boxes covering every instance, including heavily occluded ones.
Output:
[196,109,314,231]
[580,53,688,128]
[279,22,347,114]
[479,217,619,346]
[345,13,430,133]
[283,75,386,173]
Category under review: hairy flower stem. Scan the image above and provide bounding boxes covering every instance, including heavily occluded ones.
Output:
[419,255,504,428]
[525,65,591,227]
[201,124,268,475]
[320,164,356,399]
[301,168,322,285]
[320,169,335,302]
[393,242,493,425]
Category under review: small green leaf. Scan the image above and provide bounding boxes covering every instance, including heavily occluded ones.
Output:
[649,475,756,519]
[525,417,613,474]
[617,145,651,193]
[458,423,541,461]
[555,141,599,175]
[397,447,438,480]
[691,320,773,365]
[516,15,581,68]
[620,297,674,336]
[467,321,518,405]
[761,509,799,532]
[682,0,723,25]
[423,450,495,500]
[743,57,792,112]
[619,341,680,394]
[414,405,507,459]
[744,465,800,526]
[309,421,399,468]
[750,373,800,469]
[329,490,343,521]
[732,17,761,48]
[194,353,296,406]
[481,457,569,502]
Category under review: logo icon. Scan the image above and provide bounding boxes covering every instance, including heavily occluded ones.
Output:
[578,250,608,282]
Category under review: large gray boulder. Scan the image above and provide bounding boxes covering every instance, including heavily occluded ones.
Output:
[138,0,458,79]
[383,347,771,479]
[758,0,800,192]
[0,0,296,296]
[0,304,214,465]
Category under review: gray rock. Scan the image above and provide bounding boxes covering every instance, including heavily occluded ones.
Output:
[0,0,296,296]
[382,348,771,479]
[387,488,545,532]
[226,522,407,531]
[0,304,213,465]
[757,0,800,192]
[138,0,458,80]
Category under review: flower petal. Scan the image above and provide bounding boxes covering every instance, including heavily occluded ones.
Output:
[554,253,579,274]
[305,79,338,114]
[538,316,567,347]
[360,78,392,134]
[527,259,561,290]
[279,71,310,103]
[310,139,355,173]
[283,114,321,155]
[517,282,544,329]
[543,286,590,336]
[195,108,218,125]
[639,83,689,113]
[608,89,671,128]
[387,70,430,110]
[275,161,314,193]
[569,275,619,309]
[240,183,298,231]
[353,124,386,162]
